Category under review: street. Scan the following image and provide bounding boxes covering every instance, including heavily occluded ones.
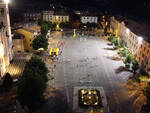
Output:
[52,34,135,113]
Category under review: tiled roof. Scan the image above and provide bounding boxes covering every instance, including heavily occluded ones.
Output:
[28,25,41,32]
[22,28,35,33]
[125,19,150,43]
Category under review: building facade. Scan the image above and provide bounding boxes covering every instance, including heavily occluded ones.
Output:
[12,33,25,53]
[138,40,150,72]
[16,25,40,52]
[24,12,41,22]
[52,15,69,23]
[42,11,69,23]
[0,1,13,77]
[81,16,98,24]
[110,16,150,73]
[42,11,54,22]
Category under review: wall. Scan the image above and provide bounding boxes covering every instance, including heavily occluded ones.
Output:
[52,15,69,23]
[81,16,98,24]
[13,39,24,53]
[16,29,34,52]
[110,16,150,73]
[0,30,8,76]
[137,40,150,71]
[0,3,13,61]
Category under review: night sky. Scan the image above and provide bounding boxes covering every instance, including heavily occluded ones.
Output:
[9,0,150,19]
[11,0,149,9]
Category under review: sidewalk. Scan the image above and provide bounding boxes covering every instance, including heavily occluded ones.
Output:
[45,32,64,88]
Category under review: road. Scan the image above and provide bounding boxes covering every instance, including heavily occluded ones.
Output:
[52,34,135,113]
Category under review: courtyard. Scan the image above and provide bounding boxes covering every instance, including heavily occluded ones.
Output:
[49,33,137,113]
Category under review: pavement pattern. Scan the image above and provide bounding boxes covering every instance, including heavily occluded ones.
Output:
[51,35,136,113]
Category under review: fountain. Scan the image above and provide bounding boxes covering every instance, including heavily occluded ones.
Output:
[78,88,102,108]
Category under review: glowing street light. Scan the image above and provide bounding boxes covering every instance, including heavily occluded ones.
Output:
[56,24,59,30]
[126,28,130,35]
[56,16,58,20]
[138,36,143,44]
[3,0,10,4]
[94,102,98,105]
[88,91,92,95]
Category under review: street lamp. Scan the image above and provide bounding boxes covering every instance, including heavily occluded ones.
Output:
[3,0,10,4]
[126,28,130,35]
[138,36,143,44]
[56,16,58,20]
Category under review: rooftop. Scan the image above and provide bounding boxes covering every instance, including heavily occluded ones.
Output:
[42,10,54,15]
[54,11,69,16]
[22,28,35,33]
[81,15,98,17]
[13,33,24,39]
[22,25,41,33]
[114,15,150,43]
[28,25,41,32]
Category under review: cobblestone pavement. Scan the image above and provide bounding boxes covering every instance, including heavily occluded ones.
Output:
[6,59,26,78]
[53,36,136,113]
[6,53,32,78]
[45,31,64,87]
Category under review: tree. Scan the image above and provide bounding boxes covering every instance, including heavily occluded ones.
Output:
[32,35,48,50]
[24,57,48,82]
[112,38,120,47]
[79,23,87,31]
[132,60,139,74]
[120,47,128,57]
[2,72,13,90]
[116,38,120,47]
[124,54,133,69]
[65,22,71,28]
[38,19,44,26]
[47,21,53,29]
[17,57,48,112]
[125,54,133,64]
[59,22,66,28]
[41,23,48,35]
[108,34,114,42]
[104,25,108,36]
[52,22,57,29]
